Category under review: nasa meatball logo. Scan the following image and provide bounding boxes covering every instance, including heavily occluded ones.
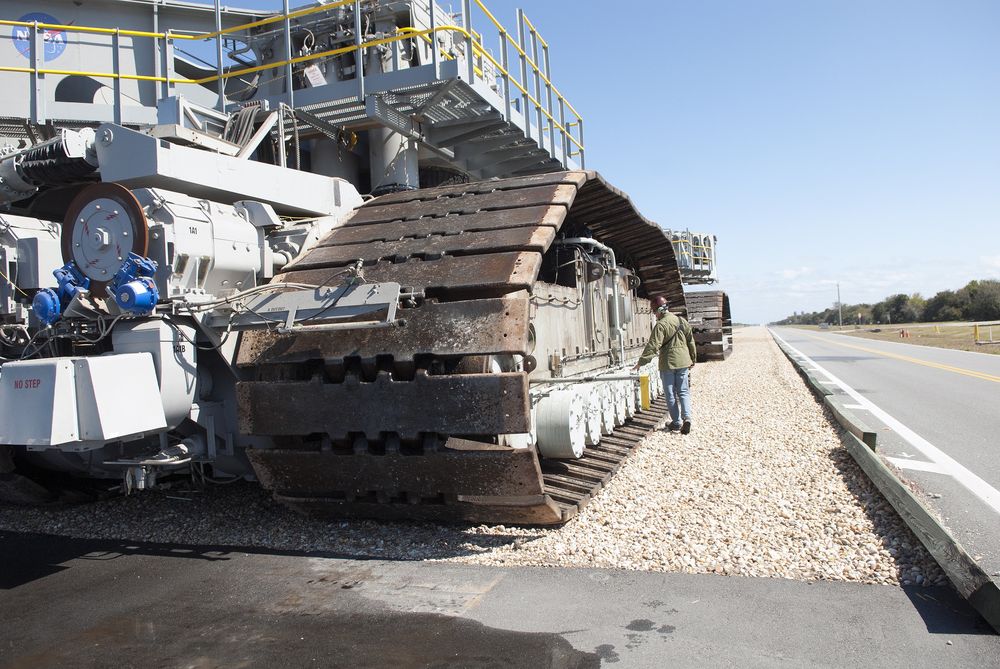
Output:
[11,13,67,62]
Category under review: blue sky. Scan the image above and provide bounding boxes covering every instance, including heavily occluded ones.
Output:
[208,1,1000,323]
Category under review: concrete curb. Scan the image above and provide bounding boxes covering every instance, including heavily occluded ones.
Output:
[771,331,1000,633]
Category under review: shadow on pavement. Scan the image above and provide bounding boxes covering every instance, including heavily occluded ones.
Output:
[0,532,601,669]
[901,585,996,635]
[0,529,530,589]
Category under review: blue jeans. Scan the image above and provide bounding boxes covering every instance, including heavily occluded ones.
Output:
[660,368,691,426]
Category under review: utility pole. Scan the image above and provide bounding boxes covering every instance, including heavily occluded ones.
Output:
[837,283,843,329]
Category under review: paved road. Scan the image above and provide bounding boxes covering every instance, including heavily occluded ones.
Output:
[0,531,997,668]
[771,328,1000,586]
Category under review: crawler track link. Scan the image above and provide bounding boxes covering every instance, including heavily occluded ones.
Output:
[687,290,733,361]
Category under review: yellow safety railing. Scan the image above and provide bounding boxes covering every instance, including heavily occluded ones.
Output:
[0,0,584,155]
[395,26,485,80]
[472,0,583,148]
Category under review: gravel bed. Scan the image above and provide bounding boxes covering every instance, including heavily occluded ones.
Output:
[0,327,945,587]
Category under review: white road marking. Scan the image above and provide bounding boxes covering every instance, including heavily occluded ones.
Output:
[772,330,1000,517]
[886,457,948,474]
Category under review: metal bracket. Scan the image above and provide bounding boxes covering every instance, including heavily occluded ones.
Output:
[202,281,403,333]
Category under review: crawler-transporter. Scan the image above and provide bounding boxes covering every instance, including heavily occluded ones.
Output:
[0,0,715,523]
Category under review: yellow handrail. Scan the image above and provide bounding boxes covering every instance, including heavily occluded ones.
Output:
[394,26,484,79]
[520,14,549,49]
[473,0,582,120]
[195,0,356,40]
[0,1,584,153]
[0,0,357,42]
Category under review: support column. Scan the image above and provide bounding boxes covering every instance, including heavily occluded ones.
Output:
[367,14,418,195]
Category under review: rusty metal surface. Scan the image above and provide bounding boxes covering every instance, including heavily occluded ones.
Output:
[686,291,734,361]
[291,227,556,270]
[249,399,667,526]
[248,440,546,499]
[279,252,541,299]
[238,372,530,439]
[320,206,567,246]
[237,297,530,367]
[236,171,685,523]
[366,172,588,206]
[348,184,578,226]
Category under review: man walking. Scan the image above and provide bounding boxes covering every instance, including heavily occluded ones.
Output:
[632,296,697,434]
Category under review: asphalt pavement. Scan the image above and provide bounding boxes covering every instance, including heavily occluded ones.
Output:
[4,329,1000,666]
[0,531,997,668]
[771,328,1000,594]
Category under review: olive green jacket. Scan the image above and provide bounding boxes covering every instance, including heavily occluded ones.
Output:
[636,312,696,371]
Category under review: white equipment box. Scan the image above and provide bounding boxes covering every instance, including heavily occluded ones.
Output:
[0,353,167,450]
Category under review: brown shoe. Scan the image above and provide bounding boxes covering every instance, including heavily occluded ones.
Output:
[681,420,691,435]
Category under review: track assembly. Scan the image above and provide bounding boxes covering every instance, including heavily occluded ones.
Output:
[237,171,682,524]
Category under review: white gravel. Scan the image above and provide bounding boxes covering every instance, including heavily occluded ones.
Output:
[0,326,945,587]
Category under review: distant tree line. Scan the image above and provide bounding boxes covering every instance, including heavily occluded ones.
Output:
[775,279,1000,325]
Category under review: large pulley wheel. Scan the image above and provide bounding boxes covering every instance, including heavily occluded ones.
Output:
[61,183,149,288]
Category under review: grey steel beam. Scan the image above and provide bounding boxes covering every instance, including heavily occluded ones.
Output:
[427,114,506,147]
[236,111,280,158]
[261,62,457,111]
[430,122,508,148]
[459,133,524,154]
[94,123,355,216]
[365,96,424,142]
[482,153,549,178]
[47,102,158,126]
[463,145,535,171]
[292,108,351,143]
[412,80,459,120]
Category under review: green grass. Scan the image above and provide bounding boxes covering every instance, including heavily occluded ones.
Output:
[788,323,1000,355]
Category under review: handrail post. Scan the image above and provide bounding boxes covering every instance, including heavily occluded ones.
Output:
[162,31,176,99]
[429,0,439,78]
[499,28,511,121]
[277,105,287,167]
[543,41,554,164]
[283,0,294,107]
[152,0,162,102]
[354,0,364,102]
[461,0,475,82]
[529,25,543,154]
[578,118,585,168]
[112,28,122,124]
[516,9,529,140]
[558,97,567,168]
[30,21,45,125]
[213,0,225,111]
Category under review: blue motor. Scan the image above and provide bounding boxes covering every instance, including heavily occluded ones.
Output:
[32,261,91,326]
[109,253,159,315]
[32,288,62,326]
